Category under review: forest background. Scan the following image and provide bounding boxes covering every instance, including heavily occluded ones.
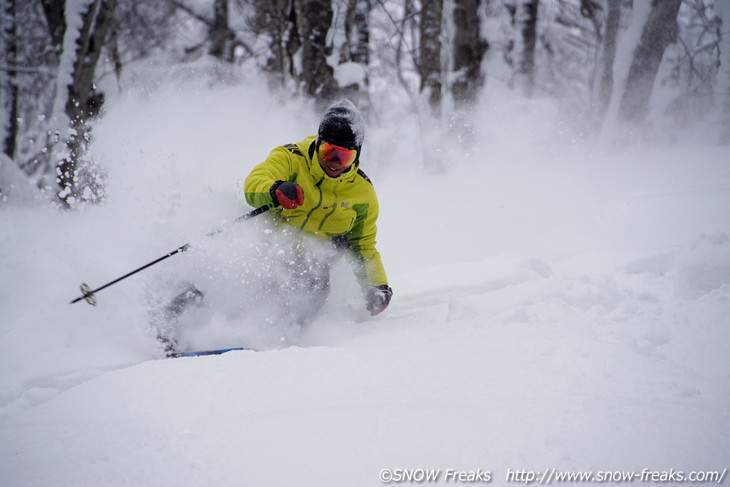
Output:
[1,0,729,207]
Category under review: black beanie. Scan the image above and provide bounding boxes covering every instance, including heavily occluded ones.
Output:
[318,99,364,150]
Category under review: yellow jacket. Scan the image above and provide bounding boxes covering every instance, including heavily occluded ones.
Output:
[244,136,388,288]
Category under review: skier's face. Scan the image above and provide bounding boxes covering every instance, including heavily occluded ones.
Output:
[317,140,357,177]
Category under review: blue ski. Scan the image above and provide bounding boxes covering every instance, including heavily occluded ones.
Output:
[168,347,249,358]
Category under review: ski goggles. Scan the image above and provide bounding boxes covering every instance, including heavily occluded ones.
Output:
[318,140,358,168]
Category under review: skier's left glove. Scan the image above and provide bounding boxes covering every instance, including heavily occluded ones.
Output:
[366,285,392,316]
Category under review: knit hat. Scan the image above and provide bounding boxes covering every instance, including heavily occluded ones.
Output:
[318,100,364,150]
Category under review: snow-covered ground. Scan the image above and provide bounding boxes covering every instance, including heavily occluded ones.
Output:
[1,80,729,486]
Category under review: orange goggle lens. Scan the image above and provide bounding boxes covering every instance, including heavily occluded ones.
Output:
[318,141,357,167]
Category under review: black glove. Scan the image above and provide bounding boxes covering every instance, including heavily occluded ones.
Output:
[270,181,304,209]
[366,285,393,316]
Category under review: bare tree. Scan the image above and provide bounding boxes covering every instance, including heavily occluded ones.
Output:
[590,0,622,121]
[2,0,19,159]
[208,0,235,61]
[295,0,338,106]
[249,0,299,87]
[39,0,67,46]
[170,0,253,63]
[0,1,61,188]
[507,0,539,96]
[663,0,723,128]
[249,0,339,104]
[419,0,444,114]
[53,0,116,205]
[619,0,683,123]
[113,0,176,60]
[718,0,730,142]
[2,0,190,204]
[338,0,371,105]
[519,0,539,96]
[341,0,371,67]
[451,0,488,108]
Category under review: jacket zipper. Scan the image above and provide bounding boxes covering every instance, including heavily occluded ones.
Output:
[317,180,340,231]
[300,175,325,231]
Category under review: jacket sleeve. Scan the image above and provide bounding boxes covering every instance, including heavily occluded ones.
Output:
[347,194,388,288]
[244,146,294,207]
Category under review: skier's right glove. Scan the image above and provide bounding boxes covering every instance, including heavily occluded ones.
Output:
[270,181,304,209]
[366,285,393,316]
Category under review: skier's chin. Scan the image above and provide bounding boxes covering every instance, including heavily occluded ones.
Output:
[321,163,346,178]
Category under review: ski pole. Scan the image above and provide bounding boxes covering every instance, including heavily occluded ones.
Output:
[70,202,276,306]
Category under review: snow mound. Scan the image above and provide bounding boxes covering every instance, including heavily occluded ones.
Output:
[675,232,730,298]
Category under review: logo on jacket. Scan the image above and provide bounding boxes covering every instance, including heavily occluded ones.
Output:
[341,202,350,208]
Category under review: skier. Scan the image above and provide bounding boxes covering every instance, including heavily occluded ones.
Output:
[155,100,391,355]
[243,99,392,324]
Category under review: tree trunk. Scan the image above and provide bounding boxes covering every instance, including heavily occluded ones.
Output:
[715,0,730,142]
[252,0,299,87]
[284,3,301,81]
[419,0,444,115]
[339,0,371,104]
[209,0,234,62]
[451,0,488,107]
[516,0,539,96]
[619,0,683,123]
[39,0,67,47]
[294,0,337,107]
[590,0,621,121]
[342,0,370,66]
[2,0,19,160]
[57,0,116,206]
